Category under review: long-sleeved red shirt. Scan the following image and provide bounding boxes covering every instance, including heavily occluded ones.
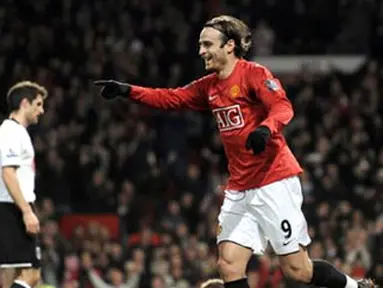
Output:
[130,59,303,191]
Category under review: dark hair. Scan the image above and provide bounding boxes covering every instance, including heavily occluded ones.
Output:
[6,81,48,112]
[204,15,252,57]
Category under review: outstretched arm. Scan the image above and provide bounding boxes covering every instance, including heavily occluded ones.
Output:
[94,77,210,111]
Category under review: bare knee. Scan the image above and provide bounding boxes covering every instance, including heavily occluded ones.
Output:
[217,242,252,282]
[217,256,243,279]
[17,268,41,287]
[279,248,313,283]
[281,260,313,283]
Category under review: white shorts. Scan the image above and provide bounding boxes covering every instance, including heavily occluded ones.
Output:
[217,176,311,255]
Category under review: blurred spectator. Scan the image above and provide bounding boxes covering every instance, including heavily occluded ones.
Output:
[83,254,141,288]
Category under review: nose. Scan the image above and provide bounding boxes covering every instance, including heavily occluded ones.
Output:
[199,46,206,57]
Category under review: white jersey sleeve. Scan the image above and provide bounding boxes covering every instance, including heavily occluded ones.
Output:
[0,129,22,167]
[0,120,36,203]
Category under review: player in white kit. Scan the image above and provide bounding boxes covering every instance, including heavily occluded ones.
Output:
[0,81,47,288]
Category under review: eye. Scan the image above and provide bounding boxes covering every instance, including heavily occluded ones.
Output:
[199,41,213,48]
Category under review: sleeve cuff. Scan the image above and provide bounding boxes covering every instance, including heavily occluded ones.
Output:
[259,120,275,135]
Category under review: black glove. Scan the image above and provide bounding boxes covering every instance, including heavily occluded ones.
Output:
[245,126,271,155]
[93,80,131,100]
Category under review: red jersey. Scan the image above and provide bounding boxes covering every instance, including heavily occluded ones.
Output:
[130,59,303,191]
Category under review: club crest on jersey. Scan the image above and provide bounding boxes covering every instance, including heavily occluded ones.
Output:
[212,105,244,132]
[265,79,280,91]
[230,84,240,98]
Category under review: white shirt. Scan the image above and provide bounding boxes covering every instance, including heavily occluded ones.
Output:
[0,119,36,203]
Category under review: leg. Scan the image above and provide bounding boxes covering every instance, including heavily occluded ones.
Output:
[1,269,17,288]
[217,241,252,285]
[278,249,376,288]
[11,268,41,288]
[278,246,313,283]
[251,177,375,287]
[216,190,268,288]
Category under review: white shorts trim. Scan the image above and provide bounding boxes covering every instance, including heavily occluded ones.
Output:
[217,176,311,255]
[0,263,33,268]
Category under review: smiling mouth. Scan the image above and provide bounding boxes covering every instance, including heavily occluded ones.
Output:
[204,57,213,64]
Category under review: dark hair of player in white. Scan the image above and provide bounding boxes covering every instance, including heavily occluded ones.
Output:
[6,81,47,126]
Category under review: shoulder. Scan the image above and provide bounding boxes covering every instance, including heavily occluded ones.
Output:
[183,73,216,90]
[0,121,25,140]
[0,120,14,135]
[241,60,273,78]
[195,73,216,85]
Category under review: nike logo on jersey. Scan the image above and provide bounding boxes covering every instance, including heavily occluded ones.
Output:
[208,94,218,101]
[282,239,292,246]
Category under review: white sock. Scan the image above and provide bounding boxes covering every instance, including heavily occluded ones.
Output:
[14,280,31,288]
[345,275,358,288]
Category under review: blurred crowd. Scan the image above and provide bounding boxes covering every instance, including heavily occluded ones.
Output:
[0,0,383,287]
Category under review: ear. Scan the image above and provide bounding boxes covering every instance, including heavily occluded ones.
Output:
[20,98,30,109]
[225,39,236,54]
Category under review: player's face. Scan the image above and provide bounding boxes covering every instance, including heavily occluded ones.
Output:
[26,94,45,124]
[199,27,233,72]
